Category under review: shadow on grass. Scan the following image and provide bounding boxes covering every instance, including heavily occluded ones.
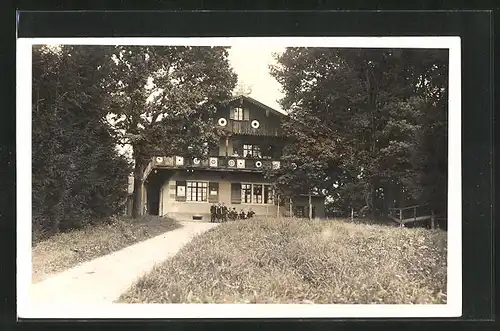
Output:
[32,215,181,283]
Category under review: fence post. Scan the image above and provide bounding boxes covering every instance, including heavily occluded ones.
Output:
[277,194,280,218]
[414,206,417,221]
[431,209,435,229]
[399,208,403,226]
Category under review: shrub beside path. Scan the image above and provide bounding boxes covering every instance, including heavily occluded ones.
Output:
[30,221,218,306]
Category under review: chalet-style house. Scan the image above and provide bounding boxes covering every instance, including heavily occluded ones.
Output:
[138,95,326,221]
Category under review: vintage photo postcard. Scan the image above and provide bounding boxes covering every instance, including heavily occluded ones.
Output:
[17,36,461,319]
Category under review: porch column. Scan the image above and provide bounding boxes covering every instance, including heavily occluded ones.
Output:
[142,182,147,215]
[308,191,312,220]
[159,184,163,216]
[225,137,229,157]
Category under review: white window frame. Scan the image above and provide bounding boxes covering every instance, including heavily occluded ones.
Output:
[243,144,262,158]
[241,183,252,203]
[186,181,209,202]
[241,183,274,205]
[233,107,244,121]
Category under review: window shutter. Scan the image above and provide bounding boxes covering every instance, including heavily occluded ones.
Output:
[231,183,242,204]
[229,108,234,120]
[169,183,176,199]
[208,182,219,203]
[243,108,250,121]
[175,181,186,202]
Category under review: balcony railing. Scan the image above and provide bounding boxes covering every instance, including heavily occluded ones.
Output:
[224,119,283,137]
[151,155,281,172]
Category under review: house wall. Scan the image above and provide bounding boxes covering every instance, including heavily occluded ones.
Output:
[283,196,326,219]
[147,97,327,221]
[215,99,284,138]
[244,101,282,134]
[160,170,284,221]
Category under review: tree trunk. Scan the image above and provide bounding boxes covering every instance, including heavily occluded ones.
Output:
[398,184,405,209]
[132,157,145,219]
[369,183,375,218]
[361,183,371,216]
[366,64,378,219]
[383,182,396,217]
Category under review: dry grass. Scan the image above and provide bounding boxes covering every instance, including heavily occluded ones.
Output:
[32,216,180,283]
[119,217,447,304]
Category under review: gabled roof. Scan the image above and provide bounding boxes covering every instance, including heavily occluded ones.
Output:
[223,95,288,118]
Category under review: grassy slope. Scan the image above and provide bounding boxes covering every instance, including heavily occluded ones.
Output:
[32,216,180,283]
[119,218,447,304]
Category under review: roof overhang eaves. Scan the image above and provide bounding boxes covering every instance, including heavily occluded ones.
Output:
[223,95,288,117]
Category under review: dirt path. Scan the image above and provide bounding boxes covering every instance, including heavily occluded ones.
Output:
[29,221,218,306]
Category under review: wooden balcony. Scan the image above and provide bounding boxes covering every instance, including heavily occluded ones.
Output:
[151,155,282,173]
[223,119,284,137]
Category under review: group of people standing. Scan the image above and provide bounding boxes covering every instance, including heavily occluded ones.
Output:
[210,202,255,222]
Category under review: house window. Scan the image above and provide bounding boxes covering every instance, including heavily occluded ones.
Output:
[253,184,263,204]
[295,206,305,217]
[264,185,274,204]
[241,184,252,203]
[243,144,261,158]
[241,183,274,204]
[186,181,208,202]
[233,107,244,121]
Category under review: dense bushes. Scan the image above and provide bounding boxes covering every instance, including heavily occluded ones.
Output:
[32,45,131,235]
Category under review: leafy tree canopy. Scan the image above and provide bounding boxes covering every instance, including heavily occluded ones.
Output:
[32,45,131,234]
[105,45,238,217]
[269,47,448,217]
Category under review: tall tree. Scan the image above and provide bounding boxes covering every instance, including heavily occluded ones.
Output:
[32,45,131,234]
[270,48,448,217]
[106,46,237,218]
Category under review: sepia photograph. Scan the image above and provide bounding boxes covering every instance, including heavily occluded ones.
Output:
[17,37,461,318]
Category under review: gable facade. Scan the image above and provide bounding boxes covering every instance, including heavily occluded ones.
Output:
[142,95,325,221]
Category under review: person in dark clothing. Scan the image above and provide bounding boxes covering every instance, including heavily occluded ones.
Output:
[210,203,216,222]
[247,209,255,219]
[230,207,238,220]
[221,202,228,222]
[239,209,246,220]
[215,203,222,222]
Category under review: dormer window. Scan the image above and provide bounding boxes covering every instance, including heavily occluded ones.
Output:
[232,107,244,121]
[230,107,249,121]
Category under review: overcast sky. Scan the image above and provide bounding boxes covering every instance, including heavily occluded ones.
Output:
[227,45,285,113]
